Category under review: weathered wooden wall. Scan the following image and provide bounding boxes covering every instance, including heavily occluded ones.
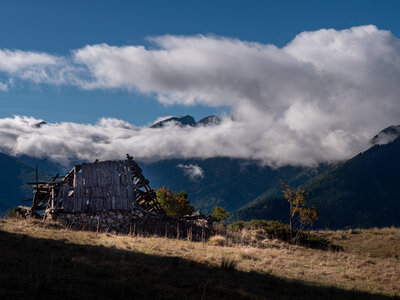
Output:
[62,160,136,212]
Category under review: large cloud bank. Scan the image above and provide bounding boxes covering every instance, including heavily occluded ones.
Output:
[0,25,399,166]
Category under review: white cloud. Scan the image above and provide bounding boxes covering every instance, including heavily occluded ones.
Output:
[0,114,375,167]
[0,49,71,87]
[177,164,204,181]
[0,81,7,91]
[0,25,399,166]
[150,116,174,126]
[0,49,58,73]
[370,125,400,145]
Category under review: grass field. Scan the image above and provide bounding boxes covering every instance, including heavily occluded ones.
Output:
[0,218,399,299]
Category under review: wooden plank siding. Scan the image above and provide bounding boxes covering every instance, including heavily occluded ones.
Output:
[59,160,136,212]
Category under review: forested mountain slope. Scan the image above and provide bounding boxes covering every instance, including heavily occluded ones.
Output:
[0,154,37,215]
[231,137,400,229]
[141,158,322,214]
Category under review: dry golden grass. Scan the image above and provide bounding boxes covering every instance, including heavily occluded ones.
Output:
[1,218,400,298]
[208,235,227,246]
[315,227,400,260]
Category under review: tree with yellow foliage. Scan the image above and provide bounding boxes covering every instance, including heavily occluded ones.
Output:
[280,180,318,242]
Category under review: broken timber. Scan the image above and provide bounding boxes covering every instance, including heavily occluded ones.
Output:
[28,154,164,215]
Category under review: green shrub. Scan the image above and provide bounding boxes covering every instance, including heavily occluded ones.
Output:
[248,220,292,242]
[156,187,194,218]
[228,219,338,250]
[210,206,229,224]
[298,232,332,249]
[228,220,245,231]
[298,232,343,251]
[5,208,17,219]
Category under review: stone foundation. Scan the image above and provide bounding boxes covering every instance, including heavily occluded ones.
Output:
[45,207,212,241]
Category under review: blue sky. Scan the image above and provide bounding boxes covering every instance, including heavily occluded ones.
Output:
[1,0,399,126]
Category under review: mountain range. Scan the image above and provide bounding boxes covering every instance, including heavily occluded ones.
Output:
[0,117,398,229]
[151,115,221,128]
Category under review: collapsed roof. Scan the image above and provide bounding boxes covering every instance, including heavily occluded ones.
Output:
[29,154,164,215]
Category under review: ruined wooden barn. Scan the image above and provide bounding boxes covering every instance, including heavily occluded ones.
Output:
[29,155,164,214]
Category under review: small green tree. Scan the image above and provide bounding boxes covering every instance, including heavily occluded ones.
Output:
[210,206,229,224]
[156,187,194,218]
[280,180,318,242]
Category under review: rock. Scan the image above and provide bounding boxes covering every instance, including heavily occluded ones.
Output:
[49,208,212,241]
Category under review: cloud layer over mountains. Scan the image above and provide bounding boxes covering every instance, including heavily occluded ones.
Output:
[0,25,399,166]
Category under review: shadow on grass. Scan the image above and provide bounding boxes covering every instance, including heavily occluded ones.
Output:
[0,229,395,300]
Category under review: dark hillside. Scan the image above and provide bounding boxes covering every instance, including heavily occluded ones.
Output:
[141,158,323,214]
[0,153,31,214]
[304,136,400,228]
[0,154,48,215]
[231,137,400,229]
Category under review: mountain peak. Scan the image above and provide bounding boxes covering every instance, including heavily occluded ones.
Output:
[370,125,400,145]
[33,121,47,128]
[151,115,196,128]
[196,115,221,126]
[151,115,221,128]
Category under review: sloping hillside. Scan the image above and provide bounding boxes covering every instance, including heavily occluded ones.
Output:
[141,158,323,214]
[304,136,400,228]
[232,137,400,229]
[0,154,34,215]
[0,218,399,299]
[0,154,50,216]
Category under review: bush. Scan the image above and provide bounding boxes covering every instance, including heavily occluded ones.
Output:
[214,223,227,235]
[228,219,338,250]
[299,232,342,251]
[248,220,292,242]
[5,208,17,219]
[208,235,226,246]
[210,206,229,224]
[156,187,194,218]
[299,232,331,248]
[229,220,245,231]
